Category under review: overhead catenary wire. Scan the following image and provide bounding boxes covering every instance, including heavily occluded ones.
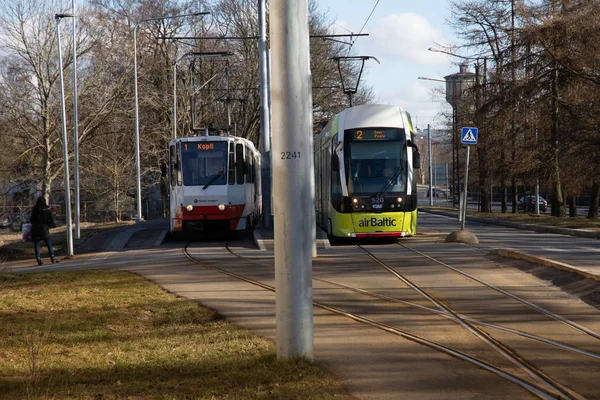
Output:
[352,0,380,47]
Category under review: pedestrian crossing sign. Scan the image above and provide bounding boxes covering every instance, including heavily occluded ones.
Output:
[461,127,478,145]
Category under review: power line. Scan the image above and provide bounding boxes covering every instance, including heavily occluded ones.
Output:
[354,0,380,45]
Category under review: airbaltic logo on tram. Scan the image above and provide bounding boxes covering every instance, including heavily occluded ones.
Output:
[358,217,397,227]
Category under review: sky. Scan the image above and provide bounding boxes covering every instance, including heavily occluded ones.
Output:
[315,0,462,131]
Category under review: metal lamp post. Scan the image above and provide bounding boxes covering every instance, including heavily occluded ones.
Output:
[56,13,75,257]
[133,11,208,222]
[429,48,477,211]
[258,0,272,229]
[71,0,81,239]
[417,77,446,206]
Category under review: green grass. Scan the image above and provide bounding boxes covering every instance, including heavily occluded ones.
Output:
[0,270,353,399]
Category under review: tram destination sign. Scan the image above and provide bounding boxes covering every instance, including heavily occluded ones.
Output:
[350,128,401,141]
[183,142,216,151]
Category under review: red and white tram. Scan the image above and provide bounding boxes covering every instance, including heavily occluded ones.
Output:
[167,135,261,234]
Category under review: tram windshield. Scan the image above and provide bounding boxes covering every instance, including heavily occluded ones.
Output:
[181,141,228,186]
[344,128,407,196]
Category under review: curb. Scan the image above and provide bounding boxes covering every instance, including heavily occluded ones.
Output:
[154,230,169,247]
[253,228,331,251]
[491,248,600,282]
[253,229,267,251]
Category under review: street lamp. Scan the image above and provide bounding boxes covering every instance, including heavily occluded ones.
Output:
[133,11,208,222]
[428,48,476,209]
[429,48,493,214]
[71,0,81,240]
[428,47,473,60]
[418,76,445,83]
[56,13,75,257]
[417,77,445,206]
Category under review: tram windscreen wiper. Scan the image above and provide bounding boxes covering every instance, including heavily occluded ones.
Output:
[374,168,401,198]
[202,173,223,190]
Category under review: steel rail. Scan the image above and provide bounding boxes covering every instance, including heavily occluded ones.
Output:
[357,245,579,400]
[313,276,600,361]
[399,243,600,340]
[181,243,572,399]
[217,244,600,361]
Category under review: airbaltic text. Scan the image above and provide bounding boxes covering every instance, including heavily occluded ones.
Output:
[357,217,397,227]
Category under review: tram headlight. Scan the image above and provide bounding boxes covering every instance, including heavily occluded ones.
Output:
[185,204,194,212]
[360,204,366,209]
[352,198,358,204]
[397,197,403,203]
[218,203,226,212]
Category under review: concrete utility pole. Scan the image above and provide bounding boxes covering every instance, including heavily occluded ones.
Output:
[258,0,272,229]
[428,124,433,207]
[461,145,471,230]
[271,0,314,359]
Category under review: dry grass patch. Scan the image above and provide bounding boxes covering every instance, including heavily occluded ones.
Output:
[423,206,600,231]
[473,212,600,230]
[0,270,353,399]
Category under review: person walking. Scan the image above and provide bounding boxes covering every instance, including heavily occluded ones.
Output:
[30,197,59,266]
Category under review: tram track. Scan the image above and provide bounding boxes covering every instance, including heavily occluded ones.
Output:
[356,244,591,400]
[396,243,600,341]
[216,241,600,361]
[181,241,598,399]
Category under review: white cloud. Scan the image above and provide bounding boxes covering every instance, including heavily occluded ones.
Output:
[409,81,433,101]
[364,13,451,66]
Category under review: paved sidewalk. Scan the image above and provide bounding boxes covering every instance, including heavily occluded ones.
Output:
[419,208,600,282]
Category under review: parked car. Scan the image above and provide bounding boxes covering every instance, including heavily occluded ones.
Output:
[518,195,548,212]
[426,188,448,199]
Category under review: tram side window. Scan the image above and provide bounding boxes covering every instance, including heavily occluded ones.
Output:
[245,147,251,183]
[169,145,177,187]
[247,148,253,183]
[228,143,235,185]
[176,144,182,186]
[331,134,342,205]
[236,143,245,184]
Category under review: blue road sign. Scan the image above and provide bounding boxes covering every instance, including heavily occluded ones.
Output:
[461,127,478,145]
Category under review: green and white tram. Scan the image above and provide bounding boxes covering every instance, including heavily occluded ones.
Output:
[314,104,420,238]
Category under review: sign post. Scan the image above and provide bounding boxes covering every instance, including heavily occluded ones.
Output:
[460,127,478,230]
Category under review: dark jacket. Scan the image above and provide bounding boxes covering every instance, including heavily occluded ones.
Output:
[30,202,56,242]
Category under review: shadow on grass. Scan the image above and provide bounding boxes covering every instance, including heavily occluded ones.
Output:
[0,270,353,400]
[1,353,348,399]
